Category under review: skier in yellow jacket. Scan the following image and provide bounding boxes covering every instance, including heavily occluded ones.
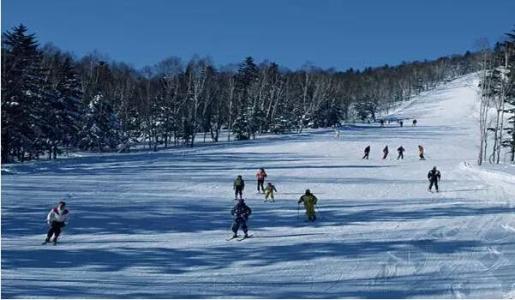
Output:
[264,182,277,202]
[298,189,318,221]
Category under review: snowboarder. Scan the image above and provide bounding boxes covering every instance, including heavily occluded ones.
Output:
[382,145,389,159]
[418,145,425,160]
[233,175,245,200]
[256,168,267,193]
[230,198,252,238]
[362,145,371,160]
[298,189,318,222]
[412,119,417,126]
[397,145,405,160]
[43,201,70,245]
[264,182,278,202]
[427,166,441,192]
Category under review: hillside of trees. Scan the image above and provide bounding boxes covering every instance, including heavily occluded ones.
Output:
[2,24,485,163]
[477,28,515,164]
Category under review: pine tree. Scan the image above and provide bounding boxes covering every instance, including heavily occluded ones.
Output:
[45,57,83,158]
[79,94,121,151]
[232,57,259,140]
[1,24,49,162]
[232,113,250,140]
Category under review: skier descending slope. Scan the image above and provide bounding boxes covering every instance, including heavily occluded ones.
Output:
[382,145,389,159]
[298,189,318,222]
[362,145,371,160]
[42,201,70,245]
[233,175,245,200]
[418,145,425,160]
[264,182,277,202]
[230,198,252,239]
[428,166,442,193]
[397,145,405,160]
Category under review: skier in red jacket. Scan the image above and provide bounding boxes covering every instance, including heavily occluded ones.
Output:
[256,168,267,193]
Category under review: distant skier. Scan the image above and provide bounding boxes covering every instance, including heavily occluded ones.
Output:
[382,145,389,159]
[380,119,385,127]
[400,120,404,127]
[397,146,405,160]
[256,168,267,193]
[427,166,441,192]
[362,145,371,160]
[230,198,252,238]
[418,145,425,160]
[264,182,278,202]
[298,189,318,222]
[233,175,245,200]
[412,119,417,126]
[42,201,70,245]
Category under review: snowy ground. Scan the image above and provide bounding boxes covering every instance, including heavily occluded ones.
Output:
[2,74,515,298]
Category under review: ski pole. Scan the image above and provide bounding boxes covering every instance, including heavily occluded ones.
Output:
[297,203,300,220]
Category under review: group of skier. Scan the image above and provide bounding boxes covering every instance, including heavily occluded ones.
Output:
[41,150,441,244]
[234,168,277,202]
[363,144,425,160]
[229,187,320,239]
[378,119,417,127]
[229,167,317,238]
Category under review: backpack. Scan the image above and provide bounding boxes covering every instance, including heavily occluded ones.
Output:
[235,178,243,187]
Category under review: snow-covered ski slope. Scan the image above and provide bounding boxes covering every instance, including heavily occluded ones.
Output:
[2,74,515,298]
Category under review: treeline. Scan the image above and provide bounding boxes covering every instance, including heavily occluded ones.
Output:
[2,24,482,163]
[478,28,515,164]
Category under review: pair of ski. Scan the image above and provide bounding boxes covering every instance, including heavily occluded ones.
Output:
[226,234,253,241]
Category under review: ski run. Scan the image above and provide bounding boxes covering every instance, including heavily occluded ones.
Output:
[2,73,515,298]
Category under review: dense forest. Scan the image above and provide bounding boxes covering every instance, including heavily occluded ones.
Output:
[1,24,489,163]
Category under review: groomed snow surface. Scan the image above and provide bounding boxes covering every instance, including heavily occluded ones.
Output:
[2,74,515,298]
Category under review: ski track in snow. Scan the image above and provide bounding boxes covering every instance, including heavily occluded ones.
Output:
[2,74,515,298]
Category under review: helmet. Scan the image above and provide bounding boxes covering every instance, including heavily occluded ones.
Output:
[305,189,311,195]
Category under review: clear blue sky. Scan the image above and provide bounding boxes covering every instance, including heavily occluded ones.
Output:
[2,0,514,70]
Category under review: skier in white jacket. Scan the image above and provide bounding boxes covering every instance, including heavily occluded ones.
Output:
[43,201,70,245]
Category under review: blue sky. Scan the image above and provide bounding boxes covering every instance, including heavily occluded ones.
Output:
[2,0,514,70]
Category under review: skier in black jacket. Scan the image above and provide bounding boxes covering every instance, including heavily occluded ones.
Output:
[233,175,245,200]
[362,145,371,160]
[397,146,405,160]
[230,199,252,238]
[427,166,441,192]
[382,145,389,159]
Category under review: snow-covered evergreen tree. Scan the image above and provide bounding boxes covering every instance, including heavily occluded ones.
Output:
[232,113,250,140]
[45,57,82,158]
[1,24,50,161]
[79,94,121,151]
